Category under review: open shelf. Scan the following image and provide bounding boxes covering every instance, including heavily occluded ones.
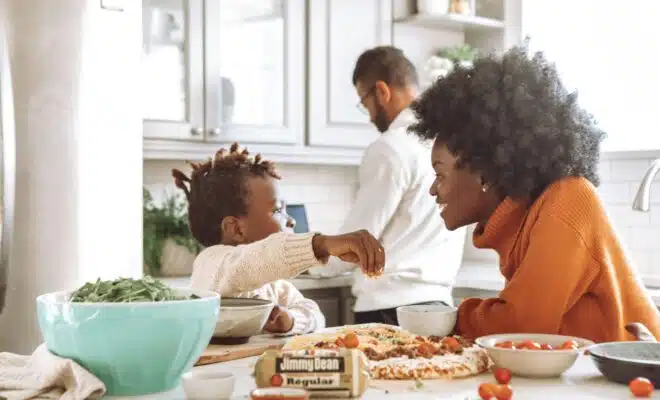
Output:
[395,12,505,32]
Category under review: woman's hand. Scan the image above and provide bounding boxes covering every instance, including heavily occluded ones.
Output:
[312,230,385,277]
[263,305,294,333]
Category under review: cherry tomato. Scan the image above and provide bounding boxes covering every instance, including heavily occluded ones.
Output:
[343,332,360,349]
[519,340,541,350]
[270,374,283,387]
[478,382,497,400]
[493,384,513,400]
[493,367,511,384]
[442,336,461,352]
[494,340,515,349]
[560,340,578,350]
[629,377,654,397]
[540,343,553,350]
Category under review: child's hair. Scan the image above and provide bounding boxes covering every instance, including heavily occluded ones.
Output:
[172,143,281,247]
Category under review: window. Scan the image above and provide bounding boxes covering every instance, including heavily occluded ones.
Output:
[522,1,660,152]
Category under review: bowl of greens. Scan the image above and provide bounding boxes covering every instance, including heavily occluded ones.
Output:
[36,276,220,396]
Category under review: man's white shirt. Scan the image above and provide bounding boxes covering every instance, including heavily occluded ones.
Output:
[317,108,466,312]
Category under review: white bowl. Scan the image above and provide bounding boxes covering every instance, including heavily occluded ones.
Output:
[182,370,235,400]
[475,333,595,378]
[396,303,457,337]
[214,298,275,339]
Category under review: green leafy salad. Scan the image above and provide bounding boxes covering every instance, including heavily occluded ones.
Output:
[69,276,199,303]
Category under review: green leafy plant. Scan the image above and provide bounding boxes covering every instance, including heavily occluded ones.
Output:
[143,188,202,276]
[435,44,479,63]
[69,276,198,303]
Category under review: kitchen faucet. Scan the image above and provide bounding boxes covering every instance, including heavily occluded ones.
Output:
[632,159,660,212]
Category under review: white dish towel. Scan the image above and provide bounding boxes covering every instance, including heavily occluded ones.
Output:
[0,344,105,400]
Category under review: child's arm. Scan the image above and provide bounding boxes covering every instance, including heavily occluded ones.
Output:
[191,232,324,296]
[191,230,386,296]
[264,280,326,336]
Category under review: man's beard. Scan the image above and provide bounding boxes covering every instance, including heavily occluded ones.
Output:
[372,102,390,133]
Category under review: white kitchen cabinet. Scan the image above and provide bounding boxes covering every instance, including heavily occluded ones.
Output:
[142,0,204,141]
[307,0,393,149]
[204,0,305,144]
[142,0,305,145]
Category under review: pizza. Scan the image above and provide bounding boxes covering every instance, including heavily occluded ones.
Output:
[284,323,490,380]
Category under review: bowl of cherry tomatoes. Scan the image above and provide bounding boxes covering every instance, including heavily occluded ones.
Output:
[475,333,595,378]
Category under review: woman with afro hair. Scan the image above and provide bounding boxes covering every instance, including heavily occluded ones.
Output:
[408,42,660,343]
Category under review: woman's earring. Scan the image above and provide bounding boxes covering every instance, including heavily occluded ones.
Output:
[481,185,488,193]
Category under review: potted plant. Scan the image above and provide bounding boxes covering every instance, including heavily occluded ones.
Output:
[143,188,202,277]
[422,44,479,87]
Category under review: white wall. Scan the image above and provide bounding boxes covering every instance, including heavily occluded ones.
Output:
[0,0,143,354]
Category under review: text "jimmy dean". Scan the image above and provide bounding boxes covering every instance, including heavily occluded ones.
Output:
[276,357,344,373]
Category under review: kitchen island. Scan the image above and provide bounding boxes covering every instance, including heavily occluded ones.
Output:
[107,354,655,399]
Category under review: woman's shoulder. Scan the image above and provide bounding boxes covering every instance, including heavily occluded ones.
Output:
[539,176,601,206]
[531,176,608,229]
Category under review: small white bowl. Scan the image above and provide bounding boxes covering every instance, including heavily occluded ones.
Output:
[475,333,595,378]
[396,303,457,337]
[214,297,275,339]
[181,370,235,400]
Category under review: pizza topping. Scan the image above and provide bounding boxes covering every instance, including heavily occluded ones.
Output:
[441,336,462,352]
[343,332,360,349]
[630,377,654,397]
[415,342,437,359]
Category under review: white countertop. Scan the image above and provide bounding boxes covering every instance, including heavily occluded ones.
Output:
[107,354,657,399]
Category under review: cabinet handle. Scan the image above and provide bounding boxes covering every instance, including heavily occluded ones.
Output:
[190,127,203,136]
[208,128,221,136]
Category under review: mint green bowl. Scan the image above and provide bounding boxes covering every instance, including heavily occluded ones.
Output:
[36,288,219,396]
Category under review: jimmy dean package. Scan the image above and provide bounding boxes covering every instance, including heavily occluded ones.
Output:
[253,348,370,398]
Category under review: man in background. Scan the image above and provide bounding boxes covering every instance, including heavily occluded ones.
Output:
[316,46,466,325]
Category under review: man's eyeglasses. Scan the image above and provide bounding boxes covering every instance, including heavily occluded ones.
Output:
[356,86,376,115]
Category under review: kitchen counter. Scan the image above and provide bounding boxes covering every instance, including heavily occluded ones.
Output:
[107,354,655,399]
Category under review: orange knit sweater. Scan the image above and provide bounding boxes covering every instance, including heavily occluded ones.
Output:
[457,177,660,343]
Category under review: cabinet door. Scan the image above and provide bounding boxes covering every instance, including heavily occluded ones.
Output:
[203,0,305,145]
[142,0,205,140]
[308,0,393,148]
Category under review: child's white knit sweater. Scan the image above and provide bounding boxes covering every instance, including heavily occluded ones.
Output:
[190,232,326,335]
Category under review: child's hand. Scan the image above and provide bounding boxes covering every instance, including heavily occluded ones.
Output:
[263,305,294,334]
[312,230,385,277]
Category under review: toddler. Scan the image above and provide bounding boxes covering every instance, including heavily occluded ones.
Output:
[172,143,384,335]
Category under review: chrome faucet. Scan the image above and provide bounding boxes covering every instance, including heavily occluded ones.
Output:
[632,159,660,212]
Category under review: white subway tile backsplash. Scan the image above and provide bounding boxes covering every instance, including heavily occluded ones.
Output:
[597,161,612,181]
[144,160,358,235]
[610,160,651,181]
[597,182,632,204]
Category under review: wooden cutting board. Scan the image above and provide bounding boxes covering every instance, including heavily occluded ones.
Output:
[195,335,287,366]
